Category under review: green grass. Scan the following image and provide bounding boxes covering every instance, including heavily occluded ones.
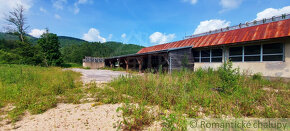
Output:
[61,63,83,68]
[101,67,140,74]
[89,62,289,129]
[101,67,126,71]
[0,64,83,122]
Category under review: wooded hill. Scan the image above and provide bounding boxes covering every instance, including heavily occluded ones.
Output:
[0,32,144,64]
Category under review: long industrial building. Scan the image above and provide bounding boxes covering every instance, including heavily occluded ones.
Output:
[105,14,290,78]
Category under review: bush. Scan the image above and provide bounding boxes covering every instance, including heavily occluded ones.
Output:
[0,50,21,64]
[252,73,263,80]
[161,113,187,130]
[116,102,156,130]
[217,61,240,93]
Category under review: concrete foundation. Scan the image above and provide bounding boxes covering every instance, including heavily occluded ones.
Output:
[83,62,105,69]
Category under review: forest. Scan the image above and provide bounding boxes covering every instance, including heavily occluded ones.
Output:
[0,32,144,65]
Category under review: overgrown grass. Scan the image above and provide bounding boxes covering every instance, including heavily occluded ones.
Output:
[61,63,83,68]
[90,62,289,129]
[0,64,82,122]
[101,67,140,74]
[102,67,126,71]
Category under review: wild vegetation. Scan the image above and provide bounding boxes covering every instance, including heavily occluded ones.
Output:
[87,62,290,129]
[0,64,82,122]
[0,4,289,131]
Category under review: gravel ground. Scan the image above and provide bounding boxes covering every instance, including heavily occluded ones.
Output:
[68,68,128,84]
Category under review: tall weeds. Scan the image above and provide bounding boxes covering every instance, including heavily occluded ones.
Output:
[0,64,82,121]
[96,62,289,119]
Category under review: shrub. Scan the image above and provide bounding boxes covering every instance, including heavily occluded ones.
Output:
[252,73,263,80]
[0,50,21,64]
[217,61,240,93]
[161,113,187,130]
[116,102,156,130]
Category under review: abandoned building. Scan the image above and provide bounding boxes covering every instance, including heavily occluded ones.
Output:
[83,57,105,69]
[103,14,290,77]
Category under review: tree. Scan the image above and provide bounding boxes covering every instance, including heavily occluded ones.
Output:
[38,30,63,66]
[4,5,44,65]
[6,5,29,42]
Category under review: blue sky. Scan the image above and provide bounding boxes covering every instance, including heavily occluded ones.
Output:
[0,0,289,47]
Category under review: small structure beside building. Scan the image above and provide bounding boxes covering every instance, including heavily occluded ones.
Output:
[105,14,290,78]
[83,56,104,69]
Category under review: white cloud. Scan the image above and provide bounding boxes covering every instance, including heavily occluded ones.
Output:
[219,0,242,12]
[73,0,89,14]
[39,7,47,13]
[77,0,88,4]
[82,28,106,42]
[108,34,113,41]
[0,0,33,21]
[193,19,230,34]
[256,6,290,20]
[74,4,80,14]
[52,0,67,10]
[54,14,61,19]
[29,29,46,38]
[183,0,198,5]
[121,33,126,39]
[149,32,176,45]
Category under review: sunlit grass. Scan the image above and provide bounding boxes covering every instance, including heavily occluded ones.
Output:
[0,64,82,122]
[90,62,289,129]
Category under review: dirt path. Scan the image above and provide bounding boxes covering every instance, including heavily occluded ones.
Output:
[1,69,130,131]
[68,68,128,84]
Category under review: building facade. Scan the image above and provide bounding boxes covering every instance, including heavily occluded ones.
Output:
[105,14,290,77]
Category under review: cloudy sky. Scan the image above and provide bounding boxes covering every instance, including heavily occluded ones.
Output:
[0,0,289,47]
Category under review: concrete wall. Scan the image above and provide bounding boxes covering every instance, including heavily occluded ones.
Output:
[83,62,105,69]
[194,38,290,78]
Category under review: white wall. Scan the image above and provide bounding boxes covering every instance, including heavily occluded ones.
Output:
[194,38,290,78]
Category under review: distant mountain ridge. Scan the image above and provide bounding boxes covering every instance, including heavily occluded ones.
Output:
[0,32,88,47]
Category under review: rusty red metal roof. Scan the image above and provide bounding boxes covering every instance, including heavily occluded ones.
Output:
[137,19,290,54]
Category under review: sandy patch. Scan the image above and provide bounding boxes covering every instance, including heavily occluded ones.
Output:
[1,103,122,131]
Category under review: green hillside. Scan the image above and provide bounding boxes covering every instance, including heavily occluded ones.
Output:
[0,32,86,47]
[0,32,19,40]
[58,36,87,47]
[0,32,144,64]
[0,32,37,43]
[61,41,144,64]
[103,41,144,56]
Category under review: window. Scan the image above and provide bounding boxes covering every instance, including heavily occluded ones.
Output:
[263,43,283,61]
[193,50,200,62]
[201,50,210,62]
[193,48,223,63]
[229,47,243,62]
[211,49,223,62]
[229,43,284,62]
[244,45,260,61]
